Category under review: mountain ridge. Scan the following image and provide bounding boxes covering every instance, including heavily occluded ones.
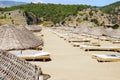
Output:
[0,1,27,8]
[0,1,119,27]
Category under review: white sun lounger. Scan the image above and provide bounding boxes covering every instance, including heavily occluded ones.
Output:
[92,54,105,59]
[99,36,109,41]
[66,38,91,43]
[80,45,120,51]
[72,42,100,47]
[111,40,120,44]
[92,54,120,62]
[9,50,51,61]
[71,42,90,47]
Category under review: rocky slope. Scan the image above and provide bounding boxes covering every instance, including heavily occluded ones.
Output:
[0,9,39,25]
[61,8,120,28]
[111,6,120,26]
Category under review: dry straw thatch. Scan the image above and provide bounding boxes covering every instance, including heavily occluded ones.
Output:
[78,21,97,28]
[104,28,114,36]
[88,27,106,36]
[25,25,42,32]
[0,50,42,80]
[78,26,91,34]
[0,24,43,51]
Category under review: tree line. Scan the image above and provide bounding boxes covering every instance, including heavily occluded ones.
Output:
[0,1,119,24]
[101,1,120,14]
[0,3,92,24]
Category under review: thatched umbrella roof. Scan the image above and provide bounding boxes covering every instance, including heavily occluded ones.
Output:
[116,28,120,33]
[0,24,43,51]
[109,31,120,39]
[78,21,97,28]
[88,27,106,36]
[78,26,91,34]
[114,28,120,39]
[25,25,42,32]
[104,28,114,36]
[104,28,120,39]
[72,28,81,34]
[0,50,42,80]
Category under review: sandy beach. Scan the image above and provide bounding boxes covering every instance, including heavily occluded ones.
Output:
[31,28,120,80]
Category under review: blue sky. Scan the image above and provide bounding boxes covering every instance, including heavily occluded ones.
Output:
[1,0,120,6]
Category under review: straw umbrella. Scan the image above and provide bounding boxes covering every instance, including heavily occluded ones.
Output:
[109,31,120,39]
[89,27,106,44]
[78,26,91,34]
[25,25,42,32]
[115,28,120,38]
[89,27,105,36]
[72,28,81,34]
[116,27,120,33]
[104,28,115,36]
[0,24,43,51]
[0,50,50,80]
[78,21,97,28]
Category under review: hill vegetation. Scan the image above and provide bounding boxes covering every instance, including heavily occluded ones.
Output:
[101,1,120,14]
[62,7,120,29]
[61,1,120,28]
[0,3,92,24]
[0,1,119,26]
[0,9,27,25]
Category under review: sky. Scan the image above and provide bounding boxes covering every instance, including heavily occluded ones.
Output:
[1,0,120,6]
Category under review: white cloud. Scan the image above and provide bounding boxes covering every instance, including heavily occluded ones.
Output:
[34,0,43,3]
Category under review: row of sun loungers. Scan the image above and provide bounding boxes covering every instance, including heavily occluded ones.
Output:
[52,30,91,44]
[67,38,120,52]
[51,27,120,63]
[54,31,91,43]
[51,27,120,64]
[92,54,120,62]
[52,28,120,52]
[71,41,120,52]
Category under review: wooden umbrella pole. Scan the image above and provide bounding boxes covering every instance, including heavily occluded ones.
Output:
[21,50,22,54]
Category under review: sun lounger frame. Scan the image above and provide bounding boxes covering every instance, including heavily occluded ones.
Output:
[92,54,120,62]
[80,45,120,52]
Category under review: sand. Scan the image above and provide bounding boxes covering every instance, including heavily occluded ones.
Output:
[31,28,120,80]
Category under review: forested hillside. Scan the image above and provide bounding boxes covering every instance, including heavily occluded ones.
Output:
[101,1,120,14]
[61,1,120,28]
[0,3,92,24]
[0,1,119,25]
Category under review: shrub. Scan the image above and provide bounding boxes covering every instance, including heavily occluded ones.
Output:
[112,24,119,29]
